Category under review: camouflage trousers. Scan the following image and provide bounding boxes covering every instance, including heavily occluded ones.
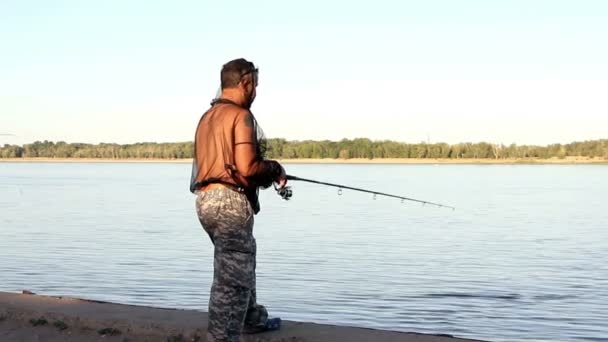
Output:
[195,187,268,342]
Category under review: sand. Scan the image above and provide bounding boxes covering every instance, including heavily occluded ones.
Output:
[0,291,485,342]
[0,157,606,164]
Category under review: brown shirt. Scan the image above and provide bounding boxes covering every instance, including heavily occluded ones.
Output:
[190,99,280,213]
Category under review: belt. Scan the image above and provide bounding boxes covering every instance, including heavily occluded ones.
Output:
[198,182,245,193]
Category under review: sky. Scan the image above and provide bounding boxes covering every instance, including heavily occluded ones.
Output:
[1,0,607,146]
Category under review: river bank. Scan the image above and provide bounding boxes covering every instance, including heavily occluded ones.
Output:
[1,157,606,164]
[0,291,484,342]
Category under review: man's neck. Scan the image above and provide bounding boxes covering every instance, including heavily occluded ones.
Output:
[219,89,247,108]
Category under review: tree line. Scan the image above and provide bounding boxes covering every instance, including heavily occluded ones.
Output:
[1,138,607,160]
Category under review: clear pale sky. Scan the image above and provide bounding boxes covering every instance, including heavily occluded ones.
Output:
[1,0,607,146]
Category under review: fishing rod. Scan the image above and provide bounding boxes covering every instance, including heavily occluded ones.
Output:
[280,175,455,210]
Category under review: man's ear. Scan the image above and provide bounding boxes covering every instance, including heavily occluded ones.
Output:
[239,74,253,88]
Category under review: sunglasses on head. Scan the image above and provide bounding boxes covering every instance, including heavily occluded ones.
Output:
[240,67,259,86]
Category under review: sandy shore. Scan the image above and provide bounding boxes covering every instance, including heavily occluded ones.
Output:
[280,157,608,164]
[1,157,606,164]
[0,291,484,342]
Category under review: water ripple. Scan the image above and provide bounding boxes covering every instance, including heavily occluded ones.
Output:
[1,163,607,342]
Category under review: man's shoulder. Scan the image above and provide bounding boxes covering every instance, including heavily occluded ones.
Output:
[218,103,250,119]
[202,103,250,122]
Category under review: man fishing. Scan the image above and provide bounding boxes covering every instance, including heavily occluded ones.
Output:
[190,58,286,341]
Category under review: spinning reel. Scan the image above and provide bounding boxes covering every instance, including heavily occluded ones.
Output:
[274,183,293,201]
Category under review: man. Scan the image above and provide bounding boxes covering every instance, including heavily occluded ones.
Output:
[190,58,287,342]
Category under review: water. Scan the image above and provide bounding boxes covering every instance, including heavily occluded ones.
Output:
[1,162,607,342]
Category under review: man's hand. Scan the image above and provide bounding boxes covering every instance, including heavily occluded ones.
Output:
[274,164,292,201]
[276,164,287,189]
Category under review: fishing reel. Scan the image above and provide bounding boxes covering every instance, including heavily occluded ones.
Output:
[273,183,293,201]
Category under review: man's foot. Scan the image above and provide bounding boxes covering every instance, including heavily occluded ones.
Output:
[243,317,282,334]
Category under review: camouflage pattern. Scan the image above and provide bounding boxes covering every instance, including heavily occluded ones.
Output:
[196,187,268,342]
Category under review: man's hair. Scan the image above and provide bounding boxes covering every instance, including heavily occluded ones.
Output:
[221,58,257,89]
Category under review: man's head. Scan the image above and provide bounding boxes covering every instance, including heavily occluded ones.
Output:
[220,58,258,108]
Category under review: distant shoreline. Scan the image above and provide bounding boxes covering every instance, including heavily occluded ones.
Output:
[1,157,607,164]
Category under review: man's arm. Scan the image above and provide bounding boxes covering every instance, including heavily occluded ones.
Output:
[234,111,285,186]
